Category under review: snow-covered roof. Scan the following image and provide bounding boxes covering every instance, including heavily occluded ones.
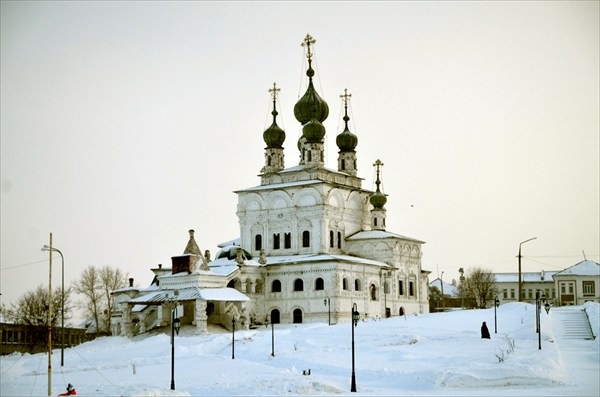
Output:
[553,260,600,277]
[217,238,240,248]
[429,278,459,297]
[347,230,424,244]
[494,271,558,283]
[128,287,249,304]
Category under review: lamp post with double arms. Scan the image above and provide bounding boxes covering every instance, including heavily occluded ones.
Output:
[42,244,64,367]
[170,290,180,391]
[494,297,499,334]
[350,303,360,392]
[324,297,331,326]
[518,237,537,302]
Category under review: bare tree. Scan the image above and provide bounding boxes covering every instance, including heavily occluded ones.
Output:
[7,284,72,347]
[460,266,497,308]
[74,265,102,335]
[99,265,128,334]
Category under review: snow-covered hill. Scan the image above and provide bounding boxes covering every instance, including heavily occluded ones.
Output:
[1,302,598,396]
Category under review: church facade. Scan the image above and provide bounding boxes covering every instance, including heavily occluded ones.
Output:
[111,35,430,336]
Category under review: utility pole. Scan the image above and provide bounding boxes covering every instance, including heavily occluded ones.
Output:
[47,233,53,396]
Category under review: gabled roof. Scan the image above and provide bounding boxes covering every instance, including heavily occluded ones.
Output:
[128,287,250,305]
[429,278,459,297]
[553,260,600,277]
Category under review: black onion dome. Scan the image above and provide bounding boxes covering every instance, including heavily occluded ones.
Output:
[302,117,326,143]
[370,190,387,209]
[294,67,329,125]
[263,109,285,148]
[336,122,358,151]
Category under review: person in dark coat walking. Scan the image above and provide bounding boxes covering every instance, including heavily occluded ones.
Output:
[481,321,491,339]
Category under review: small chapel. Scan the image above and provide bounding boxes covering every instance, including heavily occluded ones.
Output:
[111,34,430,336]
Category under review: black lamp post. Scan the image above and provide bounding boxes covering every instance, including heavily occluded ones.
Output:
[518,237,537,302]
[232,318,236,359]
[494,297,499,334]
[170,291,181,391]
[324,297,331,326]
[535,291,549,350]
[459,268,465,309]
[350,303,360,392]
[265,315,275,356]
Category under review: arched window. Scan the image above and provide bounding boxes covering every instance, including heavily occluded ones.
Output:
[293,308,303,324]
[302,230,310,247]
[409,281,414,296]
[343,278,349,291]
[399,280,404,296]
[337,231,342,249]
[246,280,253,294]
[272,279,281,293]
[355,278,362,291]
[284,232,291,249]
[227,279,235,288]
[271,309,280,324]
[341,159,346,170]
[294,278,304,292]
[329,230,334,248]
[370,284,377,301]
[255,234,262,251]
[273,233,280,249]
[315,278,324,290]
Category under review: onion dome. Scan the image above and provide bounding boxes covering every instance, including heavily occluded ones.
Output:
[263,105,285,148]
[302,117,326,143]
[370,189,387,209]
[336,116,358,151]
[370,159,387,208]
[294,71,329,124]
[294,35,329,125]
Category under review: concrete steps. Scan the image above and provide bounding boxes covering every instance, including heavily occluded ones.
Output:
[551,306,595,340]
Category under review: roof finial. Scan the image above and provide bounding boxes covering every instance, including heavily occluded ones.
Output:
[373,159,384,192]
[301,33,316,64]
[340,88,352,127]
[268,82,280,102]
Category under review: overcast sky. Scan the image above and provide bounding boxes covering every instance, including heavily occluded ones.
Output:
[1,1,598,308]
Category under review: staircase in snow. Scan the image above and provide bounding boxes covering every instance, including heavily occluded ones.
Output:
[551,306,595,340]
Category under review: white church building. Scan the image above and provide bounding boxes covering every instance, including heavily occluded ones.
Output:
[111,35,430,336]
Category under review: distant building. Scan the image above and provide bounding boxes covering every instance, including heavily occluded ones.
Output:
[494,270,558,305]
[111,35,430,337]
[552,260,600,306]
[0,323,88,355]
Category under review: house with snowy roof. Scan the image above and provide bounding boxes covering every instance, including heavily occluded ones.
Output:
[110,34,430,336]
[493,270,559,305]
[552,260,600,306]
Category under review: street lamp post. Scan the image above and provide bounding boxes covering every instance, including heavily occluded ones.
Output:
[265,315,275,356]
[232,318,236,359]
[518,237,537,302]
[170,290,180,391]
[535,291,550,350]
[494,297,499,334]
[440,271,445,311]
[350,303,360,392]
[42,244,64,367]
[459,268,465,309]
[324,297,331,326]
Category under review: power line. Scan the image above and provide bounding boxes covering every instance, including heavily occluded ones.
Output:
[1,256,59,271]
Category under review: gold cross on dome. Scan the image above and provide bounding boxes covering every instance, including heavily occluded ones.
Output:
[268,82,280,101]
[301,34,316,61]
[340,88,352,106]
[373,159,384,171]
